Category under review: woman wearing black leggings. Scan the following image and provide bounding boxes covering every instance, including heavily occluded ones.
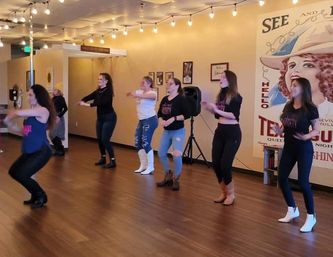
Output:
[5,84,56,208]
[203,70,242,206]
[80,73,117,169]
[274,78,320,233]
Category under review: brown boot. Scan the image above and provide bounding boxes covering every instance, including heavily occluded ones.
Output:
[214,182,226,203]
[156,170,173,187]
[223,181,235,206]
[172,177,180,191]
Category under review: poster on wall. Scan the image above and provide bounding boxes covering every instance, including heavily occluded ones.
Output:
[254,1,333,169]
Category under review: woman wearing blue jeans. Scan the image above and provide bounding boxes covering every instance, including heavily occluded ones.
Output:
[127,76,158,175]
[156,78,190,191]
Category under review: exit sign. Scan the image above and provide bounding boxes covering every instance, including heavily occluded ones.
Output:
[23,46,31,53]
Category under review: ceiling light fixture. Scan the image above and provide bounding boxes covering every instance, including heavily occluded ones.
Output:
[59,0,65,3]
[89,35,94,43]
[153,23,158,33]
[111,31,117,39]
[4,24,9,30]
[139,23,144,32]
[171,16,176,27]
[13,12,18,23]
[232,4,238,17]
[292,0,298,4]
[21,39,26,45]
[100,36,105,44]
[123,26,128,36]
[44,2,51,15]
[187,14,192,26]
[259,0,265,6]
[43,43,48,49]
[31,5,38,15]
[20,15,26,23]
[209,7,215,19]
[44,24,48,30]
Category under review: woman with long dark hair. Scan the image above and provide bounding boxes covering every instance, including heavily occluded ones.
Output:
[273,77,320,233]
[126,76,158,175]
[156,78,190,191]
[79,73,117,169]
[5,84,56,208]
[202,70,242,206]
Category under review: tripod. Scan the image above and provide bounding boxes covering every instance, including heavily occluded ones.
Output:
[182,116,209,167]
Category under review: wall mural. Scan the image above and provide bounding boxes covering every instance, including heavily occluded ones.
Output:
[254,0,333,169]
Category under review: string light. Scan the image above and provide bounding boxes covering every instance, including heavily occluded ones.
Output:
[153,23,158,33]
[170,16,176,27]
[232,4,238,16]
[187,14,192,26]
[292,0,298,4]
[123,26,128,36]
[31,5,38,15]
[139,23,144,32]
[100,35,105,44]
[44,2,51,15]
[209,7,215,19]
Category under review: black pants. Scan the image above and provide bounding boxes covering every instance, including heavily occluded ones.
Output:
[96,112,117,160]
[278,141,314,214]
[212,124,241,185]
[9,145,52,198]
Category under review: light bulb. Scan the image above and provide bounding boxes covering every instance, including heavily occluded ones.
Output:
[31,6,38,15]
[139,23,144,32]
[89,37,94,43]
[21,40,26,45]
[100,37,105,44]
[4,24,9,30]
[187,15,192,26]
[153,24,158,33]
[72,42,76,46]
[20,16,26,23]
[171,16,176,27]
[259,0,265,6]
[43,43,48,49]
[123,27,128,36]
[292,0,298,4]
[45,7,51,15]
[44,24,48,30]
[111,33,117,39]
[13,16,18,23]
[59,0,65,3]
[232,4,238,17]
[209,7,214,19]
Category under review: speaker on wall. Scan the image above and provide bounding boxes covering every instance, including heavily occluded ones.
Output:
[183,86,201,117]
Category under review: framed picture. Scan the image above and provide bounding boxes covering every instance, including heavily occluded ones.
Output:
[26,70,35,91]
[183,61,193,84]
[165,72,174,82]
[46,67,54,92]
[156,72,163,86]
[210,62,229,81]
[148,72,155,84]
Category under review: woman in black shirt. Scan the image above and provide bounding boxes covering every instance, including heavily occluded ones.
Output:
[49,89,67,156]
[79,73,117,169]
[273,77,320,233]
[203,70,242,206]
[156,78,190,191]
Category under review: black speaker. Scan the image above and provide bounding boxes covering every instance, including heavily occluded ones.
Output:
[183,86,201,117]
[9,89,18,101]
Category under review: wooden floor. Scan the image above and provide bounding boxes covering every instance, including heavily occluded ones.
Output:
[0,135,332,257]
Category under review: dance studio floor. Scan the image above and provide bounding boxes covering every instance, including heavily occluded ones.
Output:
[0,135,332,257]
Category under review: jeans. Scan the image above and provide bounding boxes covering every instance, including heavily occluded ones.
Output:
[9,145,51,198]
[96,112,117,159]
[158,128,185,177]
[212,124,241,185]
[135,115,158,153]
[278,141,315,214]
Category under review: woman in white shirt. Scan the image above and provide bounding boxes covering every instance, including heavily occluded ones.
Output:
[127,76,158,175]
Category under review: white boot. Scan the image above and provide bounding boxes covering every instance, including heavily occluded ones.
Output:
[141,150,154,175]
[300,214,316,233]
[134,149,147,173]
[278,207,300,223]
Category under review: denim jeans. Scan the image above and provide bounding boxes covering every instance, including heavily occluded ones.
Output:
[158,128,185,177]
[9,144,51,198]
[135,115,158,153]
[278,141,315,214]
[96,112,117,159]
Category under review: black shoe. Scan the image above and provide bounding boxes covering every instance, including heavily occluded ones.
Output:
[103,160,116,169]
[31,195,48,209]
[53,150,65,156]
[172,180,180,191]
[95,157,106,166]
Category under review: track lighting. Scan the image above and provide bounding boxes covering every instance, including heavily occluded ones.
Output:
[209,7,215,19]
[171,16,176,27]
[187,15,192,26]
[153,23,158,33]
[232,4,238,16]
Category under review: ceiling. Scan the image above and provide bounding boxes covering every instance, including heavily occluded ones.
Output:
[0,0,255,45]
